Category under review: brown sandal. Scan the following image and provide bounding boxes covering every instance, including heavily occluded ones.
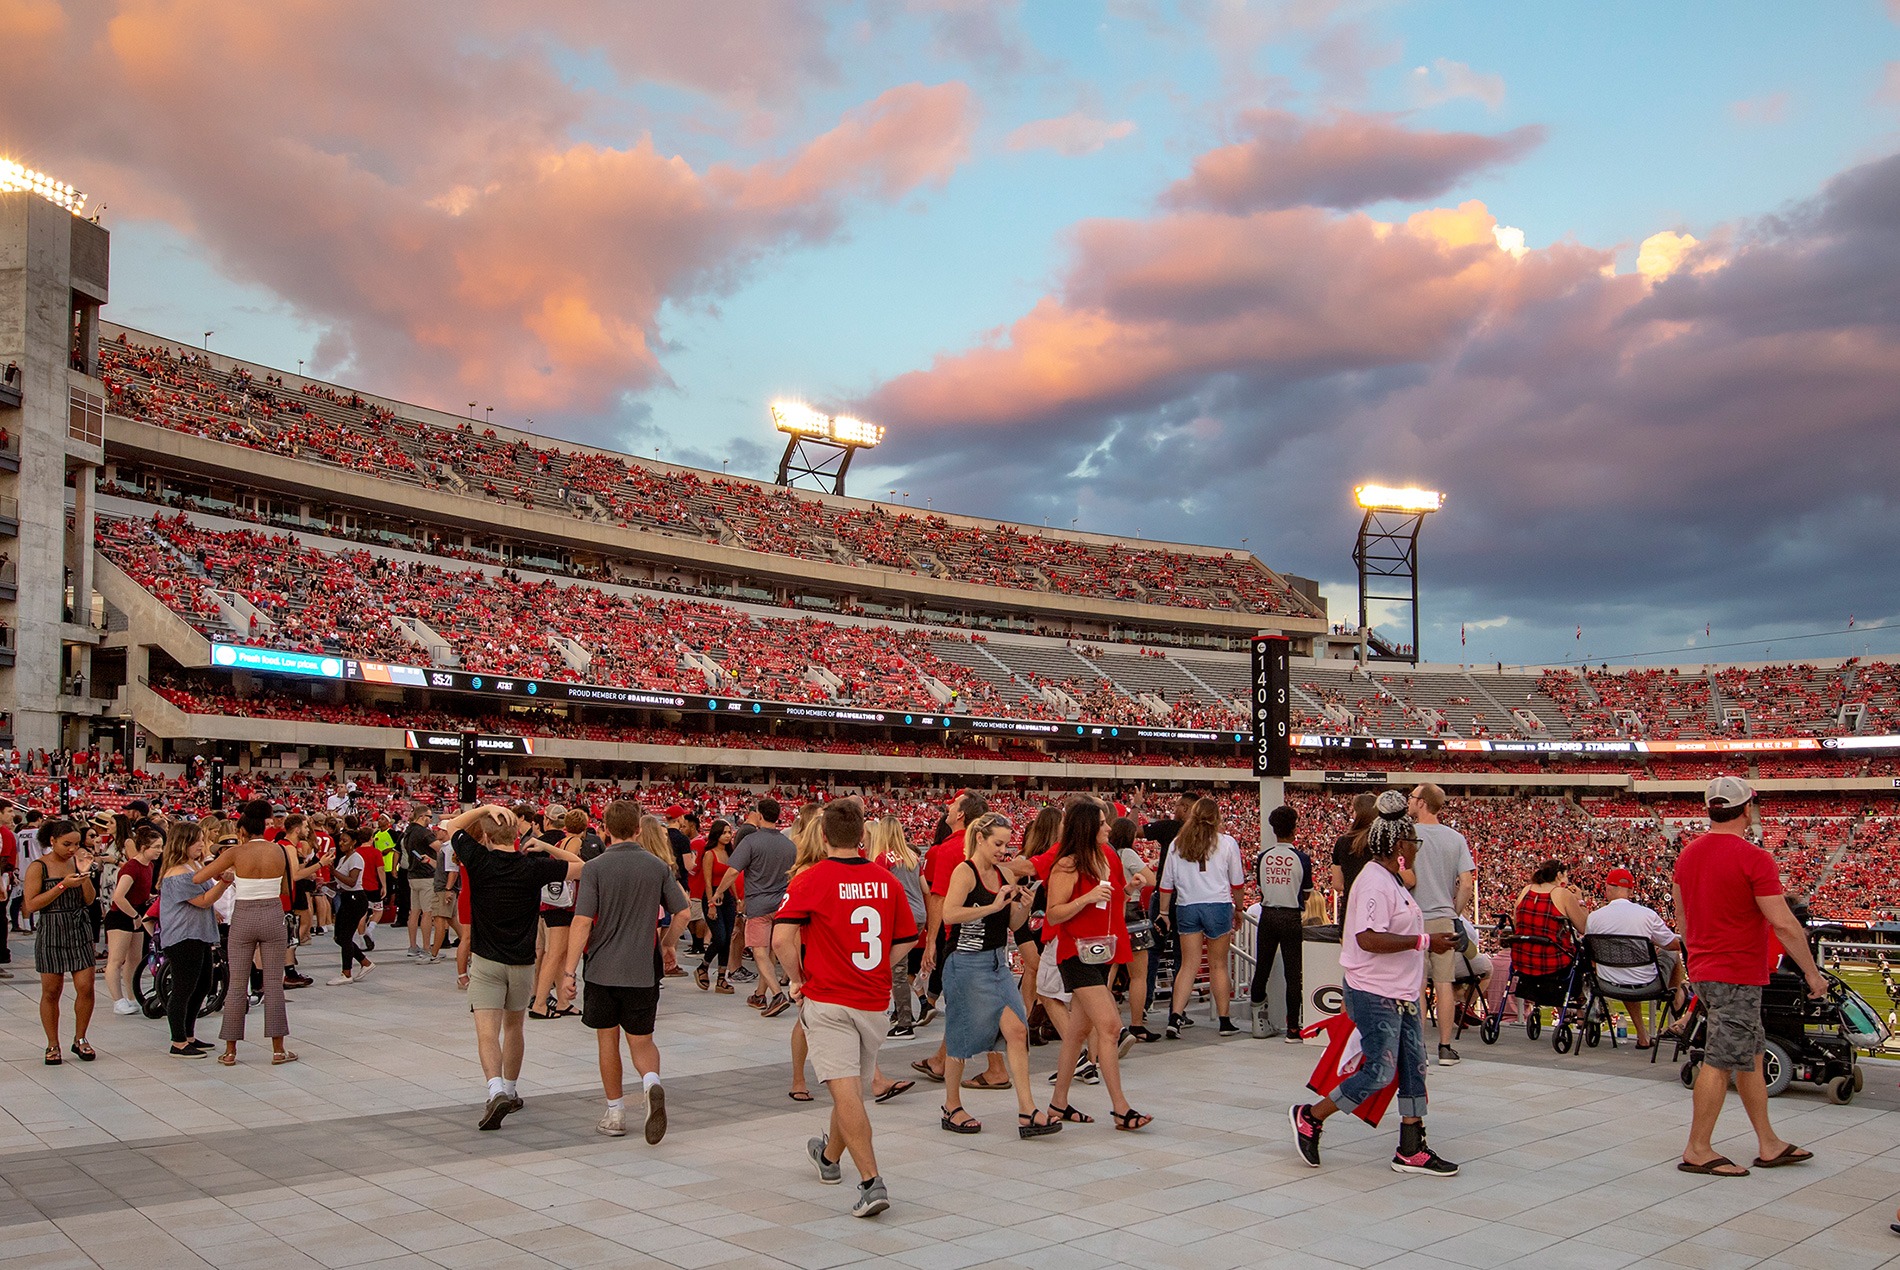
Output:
[272,1051,299,1065]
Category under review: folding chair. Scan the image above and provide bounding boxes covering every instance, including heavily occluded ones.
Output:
[1580,932,1683,1059]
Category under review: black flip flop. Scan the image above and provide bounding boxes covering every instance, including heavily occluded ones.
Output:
[1678,1156,1748,1177]
[787,1090,814,1102]
[1753,1145,1812,1169]
[875,1080,914,1103]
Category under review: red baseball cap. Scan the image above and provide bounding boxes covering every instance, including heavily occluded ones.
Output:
[664,803,688,818]
[1605,867,1636,889]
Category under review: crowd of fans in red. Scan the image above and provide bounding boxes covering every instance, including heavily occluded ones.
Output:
[1537,661,1900,741]
[99,335,1312,617]
[17,752,1899,920]
[102,517,1266,731]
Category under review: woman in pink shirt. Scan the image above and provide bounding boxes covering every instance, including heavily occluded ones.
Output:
[1291,790,1459,1177]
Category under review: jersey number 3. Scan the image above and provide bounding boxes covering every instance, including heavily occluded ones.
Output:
[849,905,883,970]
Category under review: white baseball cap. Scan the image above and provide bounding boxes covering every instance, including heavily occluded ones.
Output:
[1704,775,1755,811]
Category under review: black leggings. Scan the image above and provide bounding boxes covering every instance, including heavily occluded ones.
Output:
[166,938,213,1045]
[1250,906,1304,1029]
[702,898,737,969]
[334,891,372,975]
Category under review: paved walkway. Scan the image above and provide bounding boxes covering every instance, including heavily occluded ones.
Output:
[3,947,1899,1269]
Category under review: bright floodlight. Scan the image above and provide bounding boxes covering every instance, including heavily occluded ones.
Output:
[0,159,86,215]
[771,400,884,449]
[1355,484,1444,513]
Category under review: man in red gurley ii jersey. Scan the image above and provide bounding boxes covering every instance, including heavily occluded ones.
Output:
[774,799,918,1218]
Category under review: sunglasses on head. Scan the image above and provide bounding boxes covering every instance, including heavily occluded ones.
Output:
[218,836,240,846]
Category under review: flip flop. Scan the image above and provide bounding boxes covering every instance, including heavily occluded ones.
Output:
[1752,1145,1813,1169]
[874,1080,914,1104]
[961,1074,1011,1090]
[787,1090,814,1102]
[911,1059,945,1082]
[1678,1156,1748,1177]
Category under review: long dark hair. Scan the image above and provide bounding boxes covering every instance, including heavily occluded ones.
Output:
[1345,791,1379,857]
[1054,800,1106,880]
[1023,805,1062,858]
[704,819,730,855]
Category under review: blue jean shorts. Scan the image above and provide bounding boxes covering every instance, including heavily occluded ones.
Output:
[1175,902,1234,938]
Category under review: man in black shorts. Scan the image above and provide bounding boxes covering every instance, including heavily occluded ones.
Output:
[561,800,689,1144]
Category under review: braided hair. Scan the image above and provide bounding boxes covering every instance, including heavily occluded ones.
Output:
[1364,789,1414,861]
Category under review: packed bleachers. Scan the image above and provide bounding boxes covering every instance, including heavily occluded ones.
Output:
[103,516,1272,728]
[99,332,1315,618]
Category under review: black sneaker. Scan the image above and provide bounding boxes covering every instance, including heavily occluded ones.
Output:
[1437,1044,1461,1066]
[915,1000,938,1027]
[1216,1017,1240,1037]
[1163,1014,1182,1040]
[887,1023,915,1039]
[1392,1146,1459,1176]
[1290,1104,1323,1168]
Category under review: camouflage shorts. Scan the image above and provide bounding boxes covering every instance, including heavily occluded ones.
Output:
[1695,981,1765,1071]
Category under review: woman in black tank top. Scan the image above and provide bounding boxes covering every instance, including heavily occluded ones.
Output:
[938,814,1059,1139]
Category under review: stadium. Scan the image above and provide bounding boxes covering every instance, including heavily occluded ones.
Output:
[1,195,1896,929]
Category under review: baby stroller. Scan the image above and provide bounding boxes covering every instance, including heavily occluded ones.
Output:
[1673,922,1888,1104]
[1494,931,1592,1052]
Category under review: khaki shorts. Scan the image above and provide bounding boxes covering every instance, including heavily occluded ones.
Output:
[689,898,706,924]
[467,954,535,1012]
[409,878,435,909]
[431,888,458,919]
[800,998,883,1087]
[1425,917,1458,984]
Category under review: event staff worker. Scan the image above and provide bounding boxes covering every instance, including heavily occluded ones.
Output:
[773,800,917,1219]
[1250,804,1311,1041]
[1672,777,1825,1178]
[1292,790,1459,1177]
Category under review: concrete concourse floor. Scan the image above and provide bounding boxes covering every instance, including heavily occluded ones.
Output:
[3,942,1900,1270]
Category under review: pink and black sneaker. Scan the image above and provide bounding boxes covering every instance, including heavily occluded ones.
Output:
[1289,1104,1323,1168]
[1392,1125,1458,1176]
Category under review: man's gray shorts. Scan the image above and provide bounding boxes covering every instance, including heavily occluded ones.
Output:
[1695,981,1765,1071]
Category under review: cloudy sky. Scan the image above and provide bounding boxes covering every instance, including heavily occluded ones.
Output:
[10,1,1900,665]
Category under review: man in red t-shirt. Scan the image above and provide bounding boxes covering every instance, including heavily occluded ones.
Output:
[1671,777,1826,1177]
[774,800,916,1219]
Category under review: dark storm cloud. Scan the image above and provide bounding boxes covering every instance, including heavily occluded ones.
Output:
[867,148,1900,659]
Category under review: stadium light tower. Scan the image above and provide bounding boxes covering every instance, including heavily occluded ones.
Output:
[770,400,884,496]
[1352,484,1444,667]
[0,160,86,215]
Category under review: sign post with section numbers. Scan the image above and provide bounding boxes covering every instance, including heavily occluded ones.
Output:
[1252,633,1291,818]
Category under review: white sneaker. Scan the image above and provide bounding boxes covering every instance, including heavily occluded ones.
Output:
[113,998,139,1015]
[597,1106,626,1137]
[407,947,425,959]
[327,975,356,987]
[355,962,375,981]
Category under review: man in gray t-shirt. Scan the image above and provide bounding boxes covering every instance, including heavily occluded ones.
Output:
[708,798,797,1014]
[1408,784,1476,1062]
[562,801,690,1145]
